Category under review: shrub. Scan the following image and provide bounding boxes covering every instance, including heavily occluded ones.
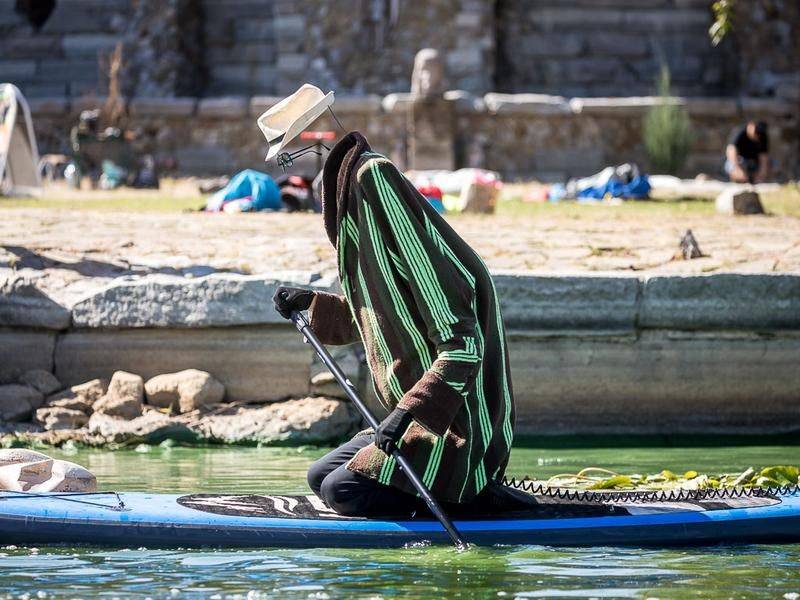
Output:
[643,66,693,175]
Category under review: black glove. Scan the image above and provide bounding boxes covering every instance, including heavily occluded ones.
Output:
[273,286,315,319]
[374,407,414,454]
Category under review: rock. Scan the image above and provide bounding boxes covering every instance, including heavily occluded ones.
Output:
[0,384,45,422]
[0,275,71,330]
[87,411,196,444]
[715,189,764,215]
[19,369,62,396]
[0,330,56,384]
[191,397,360,445]
[310,346,361,400]
[35,406,89,431]
[0,448,96,492]
[93,371,143,419]
[69,273,318,329]
[460,181,498,214]
[144,369,225,413]
[46,378,108,414]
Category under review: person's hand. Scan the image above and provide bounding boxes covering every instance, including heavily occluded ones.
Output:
[272,286,315,319]
[731,166,747,182]
[374,407,414,454]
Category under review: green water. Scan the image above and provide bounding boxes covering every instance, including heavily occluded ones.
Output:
[3,444,799,599]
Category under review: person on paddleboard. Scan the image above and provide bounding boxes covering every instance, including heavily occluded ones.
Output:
[266,86,519,517]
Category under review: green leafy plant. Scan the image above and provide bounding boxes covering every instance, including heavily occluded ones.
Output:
[540,465,800,491]
[643,66,693,175]
[710,0,735,46]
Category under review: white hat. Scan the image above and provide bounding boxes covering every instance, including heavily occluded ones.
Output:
[257,84,335,162]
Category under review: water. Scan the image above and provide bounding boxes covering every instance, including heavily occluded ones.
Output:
[2,444,799,599]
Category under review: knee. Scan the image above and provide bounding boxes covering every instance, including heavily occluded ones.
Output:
[306,458,329,496]
[319,470,367,517]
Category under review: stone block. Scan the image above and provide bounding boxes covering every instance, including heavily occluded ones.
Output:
[37,59,100,83]
[588,33,648,56]
[510,330,800,435]
[273,14,305,37]
[640,274,800,331]
[276,53,308,74]
[55,327,313,403]
[684,97,739,118]
[484,94,570,116]
[27,97,70,115]
[570,96,683,115]
[444,90,485,113]
[70,273,318,329]
[715,189,764,215]
[493,273,640,331]
[0,329,56,383]
[521,34,583,57]
[62,34,120,57]
[197,97,249,119]
[128,98,196,117]
[0,60,36,79]
[0,384,44,422]
[0,276,71,330]
[740,98,794,117]
[334,96,382,115]
[382,93,415,114]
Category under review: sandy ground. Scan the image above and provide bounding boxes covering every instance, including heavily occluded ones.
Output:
[2,200,799,304]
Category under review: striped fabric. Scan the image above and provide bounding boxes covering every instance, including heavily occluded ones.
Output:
[310,132,515,503]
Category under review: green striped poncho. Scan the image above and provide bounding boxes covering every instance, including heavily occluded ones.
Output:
[310,132,514,503]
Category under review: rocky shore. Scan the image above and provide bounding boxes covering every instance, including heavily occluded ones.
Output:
[0,368,362,449]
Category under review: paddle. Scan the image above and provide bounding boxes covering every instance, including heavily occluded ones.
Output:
[290,310,468,550]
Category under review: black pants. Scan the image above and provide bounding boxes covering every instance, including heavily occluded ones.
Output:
[307,433,425,517]
[308,434,538,517]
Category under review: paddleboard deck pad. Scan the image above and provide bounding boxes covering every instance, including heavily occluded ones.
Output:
[2,486,799,548]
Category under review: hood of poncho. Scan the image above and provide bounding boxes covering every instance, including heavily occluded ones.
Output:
[321,131,371,247]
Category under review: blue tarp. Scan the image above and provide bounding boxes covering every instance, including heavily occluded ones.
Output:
[206,169,281,212]
[576,175,651,200]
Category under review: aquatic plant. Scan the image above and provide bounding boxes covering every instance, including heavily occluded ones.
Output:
[540,465,800,491]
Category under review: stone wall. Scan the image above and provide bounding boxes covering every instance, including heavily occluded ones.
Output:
[0,0,130,98]
[494,0,740,97]
[26,93,798,180]
[2,272,799,435]
[3,0,798,101]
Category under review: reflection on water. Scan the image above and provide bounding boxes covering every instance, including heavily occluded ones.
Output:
[2,444,799,598]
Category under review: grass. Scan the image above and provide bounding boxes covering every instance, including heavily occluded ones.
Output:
[2,181,799,218]
[494,182,800,219]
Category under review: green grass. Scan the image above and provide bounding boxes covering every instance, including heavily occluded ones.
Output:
[493,183,800,219]
[0,189,204,212]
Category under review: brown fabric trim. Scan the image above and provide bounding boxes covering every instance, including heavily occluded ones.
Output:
[308,292,358,346]
[397,370,464,437]
[321,131,370,247]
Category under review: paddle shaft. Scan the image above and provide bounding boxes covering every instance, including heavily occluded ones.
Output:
[290,310,467,549]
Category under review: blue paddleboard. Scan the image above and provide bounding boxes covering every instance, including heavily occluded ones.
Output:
[1,488,799,548]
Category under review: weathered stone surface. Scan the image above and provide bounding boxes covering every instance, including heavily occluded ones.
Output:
[197,97,248,119]
[0,449,96,492]
[144,369,225,413]
[0,384,44,422]
[70,273,318,328]
[509,330,800,435]
[0,329,55,383]
[569,97,683,115]
[411,48,446,98]
[35,406,89,431]
[55,327,313,403]
[494,273,640,331]
[128,97,197,117]
[484,94,570,115]
[93,371,144,419]
[46,378,108,413]
[19,370,62,396]
[310,346,361,400]
[640,274,800,330]
[0,276,70,329]
[191,397,360,445]
[715,189,764,215]
[87,410,196,444]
